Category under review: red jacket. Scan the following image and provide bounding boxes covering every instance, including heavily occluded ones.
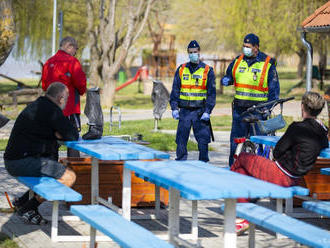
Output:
[42,50,87,116]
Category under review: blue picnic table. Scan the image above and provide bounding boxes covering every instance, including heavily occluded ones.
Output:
[123,160,297,248]
[321,168,330,175]
[250,135,330,158]
[64,136,170,245]
[65,136,169,207]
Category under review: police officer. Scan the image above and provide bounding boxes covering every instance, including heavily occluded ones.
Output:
[170,40,216,162]
[221,33,280,166]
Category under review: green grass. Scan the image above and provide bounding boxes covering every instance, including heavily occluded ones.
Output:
[80,119,197,152]
[0,233,18,248]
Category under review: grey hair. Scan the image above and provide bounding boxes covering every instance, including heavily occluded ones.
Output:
[302,91,325,117]
[60,36,78,48]
[46,82,67,98]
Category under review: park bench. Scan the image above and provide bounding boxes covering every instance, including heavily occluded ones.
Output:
[70,204,174,248]
[17,176,82,242]
[231,203,330,248]
[303,201,330,217]
[8,88,43,106]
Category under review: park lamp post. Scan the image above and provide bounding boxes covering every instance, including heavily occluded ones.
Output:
[52,0,57,55]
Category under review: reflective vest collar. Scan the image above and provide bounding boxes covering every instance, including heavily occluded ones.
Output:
[233,54,270,92]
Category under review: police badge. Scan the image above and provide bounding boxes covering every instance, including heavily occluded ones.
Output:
[192,74,202,86]
[253,72,257,81]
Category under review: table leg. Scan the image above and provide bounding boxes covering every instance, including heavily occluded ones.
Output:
[122,167,132,220]
[91,157,99,205]
[169,187,180,245]
[192,200,198,241]
[155,185,160,219]
[90,226,96,248]
[224,198,237,248]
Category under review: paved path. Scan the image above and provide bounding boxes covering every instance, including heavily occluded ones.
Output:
[0,100,329,247]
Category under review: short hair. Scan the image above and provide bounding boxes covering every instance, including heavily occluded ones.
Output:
[46,82,67,98]
[302,91,325,117]
[60,36,78,48]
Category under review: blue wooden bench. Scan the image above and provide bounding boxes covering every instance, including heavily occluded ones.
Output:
[17,176,82,242]
[303,201,330,217]
[229,203,330,248]
[71,205,174,248]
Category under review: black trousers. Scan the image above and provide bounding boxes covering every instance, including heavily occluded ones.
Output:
[67,114,81,158]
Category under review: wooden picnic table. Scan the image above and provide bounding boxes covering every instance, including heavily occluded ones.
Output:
[123,160,296,248]
[64,136,170,245]
[65,136,169,205]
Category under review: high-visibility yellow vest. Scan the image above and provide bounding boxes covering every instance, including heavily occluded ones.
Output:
[232,54,271,102]
[179,63,209,106]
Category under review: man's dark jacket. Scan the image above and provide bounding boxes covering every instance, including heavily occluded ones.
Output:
[4,96,79,160]
[273,118,328,177]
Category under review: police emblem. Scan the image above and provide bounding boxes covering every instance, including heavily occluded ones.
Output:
[183,74,189,80]
[239,67,246,73]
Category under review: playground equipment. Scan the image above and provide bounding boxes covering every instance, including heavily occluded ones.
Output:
[115,66,148,92]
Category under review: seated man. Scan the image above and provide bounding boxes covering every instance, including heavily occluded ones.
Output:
[231,91,329,235]
[4,82,79,224]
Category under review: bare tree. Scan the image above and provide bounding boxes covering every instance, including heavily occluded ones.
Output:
[86,0,154,107]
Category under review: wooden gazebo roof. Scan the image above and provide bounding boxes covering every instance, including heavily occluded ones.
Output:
[301,1,330,33]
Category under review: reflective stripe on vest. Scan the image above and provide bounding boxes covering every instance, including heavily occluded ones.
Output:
[232,54,271,101]
[179,64,209,102]
[235,91,268,99]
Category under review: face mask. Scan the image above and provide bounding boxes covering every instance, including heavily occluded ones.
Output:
[189,53,199,63]
[243,47,253,57]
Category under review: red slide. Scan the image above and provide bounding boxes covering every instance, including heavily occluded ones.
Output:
[115,66,148,92]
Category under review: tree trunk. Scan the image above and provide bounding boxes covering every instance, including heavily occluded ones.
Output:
[102,78,116,108]
[318,34,327,90]
[296,48,306,79]
[0,0,15,67]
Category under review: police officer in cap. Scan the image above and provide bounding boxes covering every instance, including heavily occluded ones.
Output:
[170,40,216,162]
[221,33,280,167]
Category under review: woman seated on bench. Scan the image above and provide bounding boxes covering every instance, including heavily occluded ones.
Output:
[4,82,79,225]
[231,91,329,235]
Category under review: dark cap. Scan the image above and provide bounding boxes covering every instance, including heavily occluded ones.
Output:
[243,33,259,46]
[187,40,200,50]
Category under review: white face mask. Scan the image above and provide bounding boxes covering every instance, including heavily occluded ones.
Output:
[243,47,253,57]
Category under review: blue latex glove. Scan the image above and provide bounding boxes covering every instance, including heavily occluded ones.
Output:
[200,112,210,121]
[172,110,179,120]
[221,76,231,86]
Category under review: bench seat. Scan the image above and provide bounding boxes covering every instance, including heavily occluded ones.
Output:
[233,203,330,248]
[17,176,82,201]
[71,205,173,248]
[17,176,82,242]
[303,201,330,217]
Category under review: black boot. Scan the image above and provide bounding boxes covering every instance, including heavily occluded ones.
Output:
[82,87,103,140]
[82,125,103,140]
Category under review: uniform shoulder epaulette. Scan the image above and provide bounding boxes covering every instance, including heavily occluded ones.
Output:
[269,57,277,66]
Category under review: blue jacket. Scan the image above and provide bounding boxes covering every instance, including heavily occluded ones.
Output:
[170,61,216,114]
[221,51,280,107]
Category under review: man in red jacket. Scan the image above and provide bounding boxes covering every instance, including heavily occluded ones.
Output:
[42,36,87,157]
